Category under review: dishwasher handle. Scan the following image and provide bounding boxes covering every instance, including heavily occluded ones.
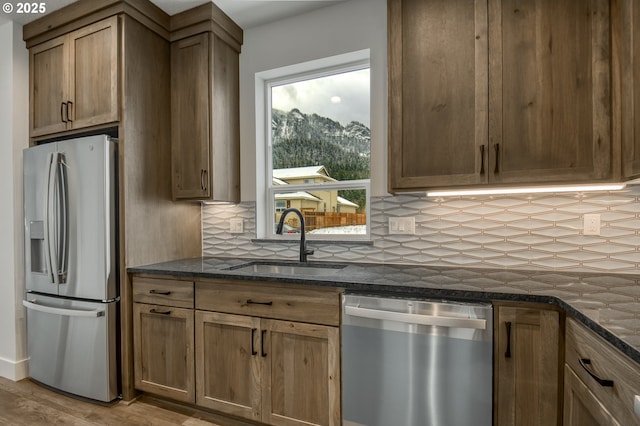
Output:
[344,305,487,330]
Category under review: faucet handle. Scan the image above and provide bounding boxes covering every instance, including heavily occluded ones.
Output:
[305,248,315,256]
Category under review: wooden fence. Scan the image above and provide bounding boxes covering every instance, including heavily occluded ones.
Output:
[300,212,366,231]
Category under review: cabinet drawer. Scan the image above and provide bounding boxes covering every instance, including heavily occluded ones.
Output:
[195,280,340,326]
[133,277,194,308]
[565,318,640,426]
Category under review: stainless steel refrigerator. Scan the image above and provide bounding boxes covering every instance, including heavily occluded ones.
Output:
[22,134,119,402]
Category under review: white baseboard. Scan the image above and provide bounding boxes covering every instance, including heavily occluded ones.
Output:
[0,356,28,381]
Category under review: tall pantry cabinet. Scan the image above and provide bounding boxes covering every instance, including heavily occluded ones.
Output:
[23,0,203,401]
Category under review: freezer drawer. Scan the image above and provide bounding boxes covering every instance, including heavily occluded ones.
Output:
[23,294,118,402]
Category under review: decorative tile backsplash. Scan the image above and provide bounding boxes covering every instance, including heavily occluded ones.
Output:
[203,186,640,274]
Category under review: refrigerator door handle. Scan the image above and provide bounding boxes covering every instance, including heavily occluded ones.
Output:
[58,155,69,283]
[22,300,105,318]
[43,152,58,284]
[103,149,111,282]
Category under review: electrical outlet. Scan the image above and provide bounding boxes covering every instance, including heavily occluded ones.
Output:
[388,217,415,234]
[229,218,244,234]
[583,214,601,236]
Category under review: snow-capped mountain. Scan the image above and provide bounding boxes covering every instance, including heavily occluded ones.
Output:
[271,108,370,158]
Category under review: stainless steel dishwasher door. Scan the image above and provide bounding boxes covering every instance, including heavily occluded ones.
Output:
[342,294,493,426]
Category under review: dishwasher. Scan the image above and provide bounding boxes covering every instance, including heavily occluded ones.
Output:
[342,294,493,426]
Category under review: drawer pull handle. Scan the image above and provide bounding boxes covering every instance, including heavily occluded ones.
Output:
[479,144,485,175]
[494,143,500,174]
[247,299,273,306]
[149,290,171,295]
[579,358,614,387]
[261,329,267,357]
[251,328,258,356]
[505,321,512,358]
[149,309,171,315]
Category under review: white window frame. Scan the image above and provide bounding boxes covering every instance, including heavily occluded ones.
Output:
[255,50,371,241]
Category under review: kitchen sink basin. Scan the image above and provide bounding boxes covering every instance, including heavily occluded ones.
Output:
[227,261,346,276]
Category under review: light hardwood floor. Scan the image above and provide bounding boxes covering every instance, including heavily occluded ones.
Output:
[0,377,253,426]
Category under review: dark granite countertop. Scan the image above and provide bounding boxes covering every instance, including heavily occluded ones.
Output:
[128,256,640,365]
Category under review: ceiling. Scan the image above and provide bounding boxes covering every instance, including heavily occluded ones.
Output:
[5,0,346,29]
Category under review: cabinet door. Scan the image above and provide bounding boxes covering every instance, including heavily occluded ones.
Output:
[489,0,611,184]
[261,319,340,426]
[30,35,69,137]
[495,307,561,426]
[195,311,261,421]
[133,303,195,403]
[388,0,489,191]
[620,1,640,179]
[68,16,119,129]
[564,365,621,426]
[171,33,211,199]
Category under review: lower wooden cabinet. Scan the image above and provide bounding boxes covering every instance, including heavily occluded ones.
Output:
[195,311,261,419]
[133,276,341,425]
[133,303,195,403]
[132,277,196,403]
[494,305,562,425]
[195,310,341,425]
[563,365,621,426]
[261,319,340,426]
[564,318,640,426]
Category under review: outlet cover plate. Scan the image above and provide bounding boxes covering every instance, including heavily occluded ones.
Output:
[230,218,244,234]
[389,217,415,235]
[583,214,601,236]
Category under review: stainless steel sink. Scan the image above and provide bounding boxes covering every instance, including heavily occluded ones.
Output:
[227,261,346,276]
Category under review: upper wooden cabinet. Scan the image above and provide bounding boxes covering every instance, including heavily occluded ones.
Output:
[170,4,242,202]
[488,0,611,185]
[30,16,119,138]
[618,1,640,179]
[388,0,489,190]
[388,0,613,191]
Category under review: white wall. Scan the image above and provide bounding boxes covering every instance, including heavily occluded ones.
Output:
[0,18,29,380]
[238,0,387,200]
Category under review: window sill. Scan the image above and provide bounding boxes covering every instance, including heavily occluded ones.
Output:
[251,238,373,246]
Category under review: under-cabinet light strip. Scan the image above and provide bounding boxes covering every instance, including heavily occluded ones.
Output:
[426,183,627,197]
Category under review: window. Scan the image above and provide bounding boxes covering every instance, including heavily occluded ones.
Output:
[263,57,370,239]
[275,200,287,213]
